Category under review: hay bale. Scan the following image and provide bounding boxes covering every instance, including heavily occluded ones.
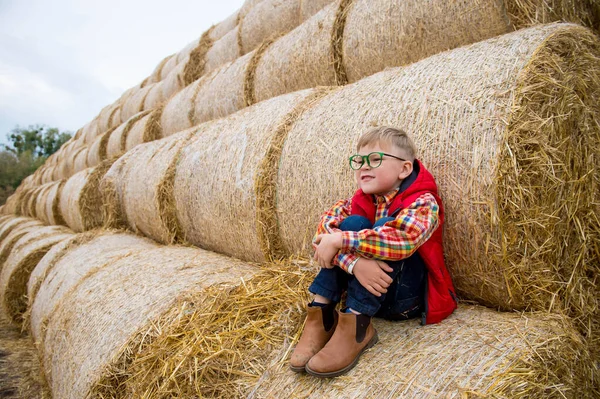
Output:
[34,184,53,224]
[204,26,242,75]
[40,165,55,184]
[252,303,597,399]
[42,244,259,399]
[143,81,166,109]
[26,186,45,218]
[113,129,197,244]
[72,146,89,174]
[505,0,599,32]
[87,128,113,167]
[80,119,100,145]
[273,24,600,350]
[0,217,40,247]
[190,52,255,125]
[175,88,332,262]
[148,54,175,84]
[209,9,240,41]
[342,0,510,83]
[160,78,203,137]
[121,85,153,122]
[124,108,163,152]
[29,231,158,344]
[97,102,122,133]
[2,191,22,215]
[106,111,152,159]
[0,225,72,324]
[43,180,65,226]
[59,161,113,232]
[0,219,44,270]
[161,60,187,103]
[300,0,333,21]
[253,2,339,103]
[238,0,301,55]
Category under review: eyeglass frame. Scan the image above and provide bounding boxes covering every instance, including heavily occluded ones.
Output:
[348,151,407,170]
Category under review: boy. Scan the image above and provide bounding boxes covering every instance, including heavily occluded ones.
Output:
[290,126,457,377]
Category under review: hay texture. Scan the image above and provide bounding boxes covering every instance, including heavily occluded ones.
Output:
[0,220,44,271]
[252,1,339,103]
[124,108,163,152]
[106,110,152,159]
[148,54,175,84]
[274,24,600,350]
[97,102,122,133]
[239,0,302,55]
[120,85,153,122]
[34,184,53,224]
[108,129,197,244]
[175,88,332,262]
[0,225,72,325]
[0,217,41,253]
[80,119,99,146]
[204,27,242,75]
[300,0,333,21]
[59,161,113,232]
[42,244,259,399]
[505,0,599,32]
[29,231,157,344]
[252,303,597,399]
[143,81,166,109]
[72,146,89,174]
[341,0,510,83]
[209,9,240,41]
[86,128,113,167]
[43,180,65,226]
[160,77,203,137]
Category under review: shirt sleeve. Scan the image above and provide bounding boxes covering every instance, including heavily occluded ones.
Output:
[312,198,355,271]
[340,193,440,262]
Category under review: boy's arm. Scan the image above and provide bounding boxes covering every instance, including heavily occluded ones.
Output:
[340,193,440,262]
[312,198,353,269]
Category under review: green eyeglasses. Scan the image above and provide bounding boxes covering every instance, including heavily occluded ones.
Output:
[348,152,407,170]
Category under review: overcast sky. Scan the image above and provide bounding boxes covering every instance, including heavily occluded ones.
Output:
[0,0,244,147]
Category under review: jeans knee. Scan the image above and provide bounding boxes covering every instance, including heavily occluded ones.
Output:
[373,216,395,228]
[340,215,372,232]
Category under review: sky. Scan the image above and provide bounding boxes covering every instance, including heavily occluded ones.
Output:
[0,0,245,148]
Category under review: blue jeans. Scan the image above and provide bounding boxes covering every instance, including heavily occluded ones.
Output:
[309,215,425,318]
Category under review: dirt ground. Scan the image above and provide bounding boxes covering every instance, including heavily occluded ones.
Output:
[0,313,49,399]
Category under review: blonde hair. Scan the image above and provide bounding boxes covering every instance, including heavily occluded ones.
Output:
[357,126,417,160]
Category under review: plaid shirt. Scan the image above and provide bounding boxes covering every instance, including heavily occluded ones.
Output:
[313,190,440,273]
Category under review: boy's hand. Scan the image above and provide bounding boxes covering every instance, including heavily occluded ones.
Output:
[313,233,343,268]
[353,258,394,297]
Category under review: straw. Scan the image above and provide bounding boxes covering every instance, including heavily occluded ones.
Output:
[204,26,242,75]
[124,107,164,152]
[106,110,152,159]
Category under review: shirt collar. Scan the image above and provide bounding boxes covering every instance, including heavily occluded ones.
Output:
[374,187,400,205]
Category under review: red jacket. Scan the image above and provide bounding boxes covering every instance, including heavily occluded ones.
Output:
[350,160,457,324]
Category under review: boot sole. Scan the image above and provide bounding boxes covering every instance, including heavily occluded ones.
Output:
[304,331,379,378]
[289,364,306,373]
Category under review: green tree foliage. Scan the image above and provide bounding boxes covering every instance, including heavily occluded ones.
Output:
[0,125,72,205]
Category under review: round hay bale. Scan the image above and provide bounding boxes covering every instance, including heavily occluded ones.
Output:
[274,24,600,348]
[161,60,187,103]
[42,245,259,399]
[190,52,255,125]
[505,0,599,33]
[124,108,164,152]
[239,0,264,19]
[300,0,333,21]
[204,26,242,75]
[0,225,73,324]
[100,150,137,229]
[0,215,11,225]
[26,186,45,218]
[0,216,39,245]
[0,219,44,270]
[97,102,122,133]
[121,85,153,122]
[87,128,114,167]
[176,37,201,64]
[175,88,332,262]
[160,77,203,137]
[115,129,197,244]
[252,1,339,103]
[143,80,166,110]
[80,118,100,145]
[59,161,114,232]
[209,9,240,41]
[148,54,175,84]
[72,146,89,174]
[55,146,86,181]
[106,111,152,159]
[18,188,34,216]
[41,165,56,184]
[2,191,22,215]
[252,303,596,399]
[34,183,54,224]
[29,231,158,344]
[44,180,65,226]
[181,28,214,87]
[238,0,301,55]
[342,0,510,83]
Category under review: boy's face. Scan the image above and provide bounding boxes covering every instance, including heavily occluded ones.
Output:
[354,141,413,195]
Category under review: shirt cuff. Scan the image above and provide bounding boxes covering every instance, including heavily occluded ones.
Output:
[341,231,361,251]
[337,252,358,273]
[347,257,360,275]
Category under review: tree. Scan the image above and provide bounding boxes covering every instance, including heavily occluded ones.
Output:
[0,125,72,205]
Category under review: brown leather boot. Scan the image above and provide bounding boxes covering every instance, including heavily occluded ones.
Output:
[305,311,378,377]
[289,302,338,372]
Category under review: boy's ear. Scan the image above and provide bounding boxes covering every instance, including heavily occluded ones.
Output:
[398,161,413,179]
